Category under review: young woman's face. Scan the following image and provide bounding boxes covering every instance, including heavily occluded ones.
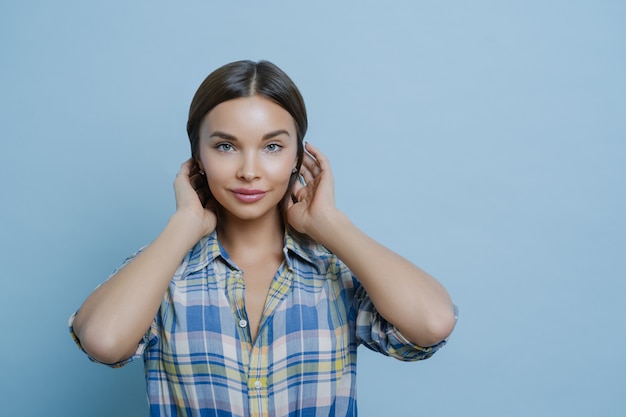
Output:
[197,95,299,223]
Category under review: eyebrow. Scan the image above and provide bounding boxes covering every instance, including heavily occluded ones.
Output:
[209,129,291,141]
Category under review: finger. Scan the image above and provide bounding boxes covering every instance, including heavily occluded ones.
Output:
[304,142,332,174]
[301,149,320,171]
[291,179,305,199]
[299,165,315,186]
[286,174,303,209]
[179,158,194,176]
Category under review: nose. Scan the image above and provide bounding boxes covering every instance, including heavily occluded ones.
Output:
[237,152,260,181]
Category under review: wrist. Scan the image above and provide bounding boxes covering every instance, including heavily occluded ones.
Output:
[307,209,351,246]
[167,210,211,246]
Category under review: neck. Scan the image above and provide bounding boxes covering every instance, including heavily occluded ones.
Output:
[218,209,285,261]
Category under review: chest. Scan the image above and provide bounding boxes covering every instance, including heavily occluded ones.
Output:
[238,260,282,342]
[159,264,354,371]
[146,263,359,416]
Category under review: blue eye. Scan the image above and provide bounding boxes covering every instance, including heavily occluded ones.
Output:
[265,143,282,152]
[216,143,234,152]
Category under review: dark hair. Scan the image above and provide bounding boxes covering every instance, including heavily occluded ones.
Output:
[186,60,308,230]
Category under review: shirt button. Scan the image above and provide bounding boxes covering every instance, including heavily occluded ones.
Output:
[238,319,248,328]
[254,380,262,389]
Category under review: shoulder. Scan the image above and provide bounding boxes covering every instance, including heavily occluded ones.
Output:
[173,231,224,280]
[286,232,351,279]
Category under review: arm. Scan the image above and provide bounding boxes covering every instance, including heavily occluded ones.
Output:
[71,160,217,364]
[288,144,456,347]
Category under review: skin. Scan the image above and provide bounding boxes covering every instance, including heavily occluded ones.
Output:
[197,95,299,340]
[72,95,456,364]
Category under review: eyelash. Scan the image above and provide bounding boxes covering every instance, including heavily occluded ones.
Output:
[265,143,282,153]
[214,143,283,153]
[215,143,234,152]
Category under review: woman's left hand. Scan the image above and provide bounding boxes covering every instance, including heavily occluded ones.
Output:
[289,145,456,347]
[287,143,340,240]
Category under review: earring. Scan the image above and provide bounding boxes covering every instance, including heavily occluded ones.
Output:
[292,167,298,174]
[199,170,205,176]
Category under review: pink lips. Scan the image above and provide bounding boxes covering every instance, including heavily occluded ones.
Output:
[231,188,266,203]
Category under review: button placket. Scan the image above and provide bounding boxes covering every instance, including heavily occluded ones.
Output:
[227,269,251,342]
[247,323,269,414]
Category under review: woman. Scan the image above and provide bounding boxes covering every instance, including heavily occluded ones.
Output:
[70,60,457,416]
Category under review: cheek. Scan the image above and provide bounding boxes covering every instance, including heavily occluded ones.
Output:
[204,168,226,192]
[265,157,297,185]
[268,160,294,176]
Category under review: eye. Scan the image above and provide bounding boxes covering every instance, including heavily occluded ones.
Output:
[216,143,234,152]
[265,143,282,153]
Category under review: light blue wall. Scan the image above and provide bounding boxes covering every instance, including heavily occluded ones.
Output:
[1,1,624,416]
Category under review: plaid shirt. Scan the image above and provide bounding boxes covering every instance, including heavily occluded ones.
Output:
[70,231,446,416]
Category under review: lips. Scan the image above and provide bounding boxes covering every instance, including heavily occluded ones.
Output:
[231,188,267,203]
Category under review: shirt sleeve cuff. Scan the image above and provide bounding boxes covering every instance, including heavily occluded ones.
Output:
[68,311,146,368]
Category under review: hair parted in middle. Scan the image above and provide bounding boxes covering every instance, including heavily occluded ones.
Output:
[186,60,308,231]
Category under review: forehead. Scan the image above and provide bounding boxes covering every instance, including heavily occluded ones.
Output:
[201,95,296,137]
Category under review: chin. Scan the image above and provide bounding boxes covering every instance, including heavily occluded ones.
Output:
[223,205,282,223]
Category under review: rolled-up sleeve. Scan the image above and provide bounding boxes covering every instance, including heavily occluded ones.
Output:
[68,312,157,368]
[353,282,451,361]
[67,247,158,368]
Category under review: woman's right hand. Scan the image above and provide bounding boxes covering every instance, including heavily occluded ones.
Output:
[72,159,218,364]
[173,159,218,238]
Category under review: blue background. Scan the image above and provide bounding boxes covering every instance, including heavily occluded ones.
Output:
[1,1,624,416]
